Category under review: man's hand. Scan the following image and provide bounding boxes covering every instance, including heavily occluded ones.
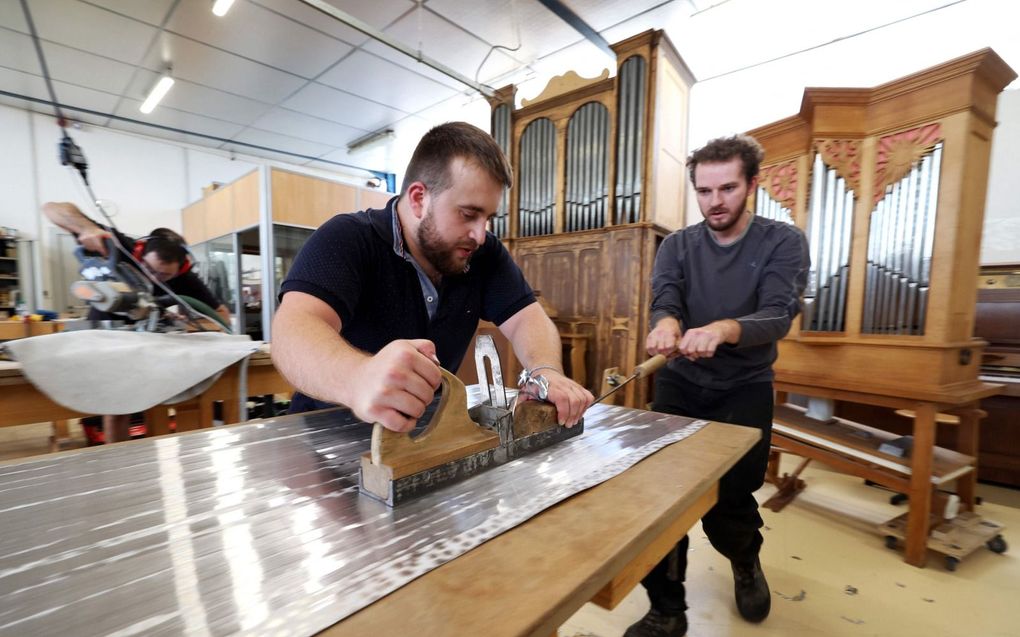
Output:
[677,319,740,361]
[646,317,682,358]
[78,227,114,256]
[348,339,442,433]
[518,368,593,428]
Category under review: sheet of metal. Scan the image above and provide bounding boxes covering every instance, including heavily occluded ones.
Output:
[0,392,706,637]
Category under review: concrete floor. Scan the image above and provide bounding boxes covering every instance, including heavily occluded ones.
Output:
[559,456,1020,637]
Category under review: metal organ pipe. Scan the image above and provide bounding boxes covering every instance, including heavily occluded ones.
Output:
[803,154,854,332]
[862,142,942,335]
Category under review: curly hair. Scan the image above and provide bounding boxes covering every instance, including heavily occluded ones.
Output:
[687,134,764,185]
[400,122,513,196]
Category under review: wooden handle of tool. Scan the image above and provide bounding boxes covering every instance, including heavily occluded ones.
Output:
[633,354,667,379]
[369,368,499,475]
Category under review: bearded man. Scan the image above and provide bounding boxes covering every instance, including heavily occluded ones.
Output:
[273,122,592,427]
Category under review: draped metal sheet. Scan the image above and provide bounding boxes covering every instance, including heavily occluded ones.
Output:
[491,103,512,239]
[518,118,557,236]
[862,142,942,335]
[566,101,610,232]
[0,391,706,637]
[802,153,854,333]
[615,55,646,225]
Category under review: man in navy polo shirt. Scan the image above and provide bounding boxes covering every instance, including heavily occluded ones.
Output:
[273,122,593,432]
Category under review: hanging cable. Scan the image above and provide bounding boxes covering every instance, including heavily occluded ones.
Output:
[19,0,224,333]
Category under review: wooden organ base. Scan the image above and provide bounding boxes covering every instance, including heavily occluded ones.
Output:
[768,379,1001,567]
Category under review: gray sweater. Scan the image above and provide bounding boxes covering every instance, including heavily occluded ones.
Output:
[650,215,810,390]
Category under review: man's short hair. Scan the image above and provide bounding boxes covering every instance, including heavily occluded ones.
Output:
[142,235,188,266]
[687,134,765,185]
[400,122,513,196]
[149,227,186,244]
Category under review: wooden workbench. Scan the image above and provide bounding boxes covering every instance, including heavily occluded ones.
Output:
[0,345,291,435]
[325,421,759,636]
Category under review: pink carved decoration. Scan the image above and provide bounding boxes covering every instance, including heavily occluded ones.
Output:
[759,161,798,210]
[816,139,862,192]
[873,123,942,204]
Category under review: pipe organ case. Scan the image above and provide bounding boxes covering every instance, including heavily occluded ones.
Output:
[487,31,695,408]
[748,49,1016,396]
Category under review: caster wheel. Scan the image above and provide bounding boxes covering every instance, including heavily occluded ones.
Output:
[885,535,898,550]
[987,535,1008,554]
[945,556,959,572]
[890,493,908,506]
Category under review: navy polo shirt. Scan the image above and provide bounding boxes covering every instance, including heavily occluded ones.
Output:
[279,197,535,413]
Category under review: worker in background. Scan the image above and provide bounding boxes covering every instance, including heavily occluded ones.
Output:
[272,121,593,431]
[628,135,810,637]
[41,201,232,443]
[42,202,230,324]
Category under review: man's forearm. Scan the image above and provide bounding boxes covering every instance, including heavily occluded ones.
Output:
[499,302,563,372]
[271,309,367,407]
[41,202,102,235]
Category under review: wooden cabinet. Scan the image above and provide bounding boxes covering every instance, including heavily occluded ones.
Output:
[482,30,694,407]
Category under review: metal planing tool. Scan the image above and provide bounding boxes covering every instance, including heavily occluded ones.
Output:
[359,336,579,506]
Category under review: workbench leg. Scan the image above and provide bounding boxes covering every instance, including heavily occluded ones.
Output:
[954,403,982,512]
[146,406,171,437]
[904,403,937,567]
[49,420,70,452]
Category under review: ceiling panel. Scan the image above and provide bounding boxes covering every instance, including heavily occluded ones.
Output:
[0,29,45,76]
[0,65,122,115]
[317,50,459,114]
[27,0,157,65]
[281,81,407,131]
[0,3,29,32]
[166,0,352,79]
[139,33,308,104]
[82,0,176,26]
[252,0,416,48]
[378,8,513,81]
[229,127,336,160]
[41,41,137,96]
[425,0,571,70]
[123,70,273,127]
[249,107,364,147]
[560,0,673,31]
[113,97,247,140]
[360,40,470,91]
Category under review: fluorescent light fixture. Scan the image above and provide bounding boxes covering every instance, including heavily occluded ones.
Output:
[139,72,174,115]
[212,0,236,17]
[347,128,394,153]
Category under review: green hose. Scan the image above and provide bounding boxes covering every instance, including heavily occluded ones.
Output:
[177,295,231,331]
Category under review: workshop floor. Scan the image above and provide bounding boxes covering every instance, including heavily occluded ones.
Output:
[560,455,1020,637]
[1,423,1017,637]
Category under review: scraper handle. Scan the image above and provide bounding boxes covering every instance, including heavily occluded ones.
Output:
[633,354,667,379]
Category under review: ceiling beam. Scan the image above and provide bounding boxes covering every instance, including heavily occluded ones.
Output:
[296,0,495,97]
[535,0,616,59]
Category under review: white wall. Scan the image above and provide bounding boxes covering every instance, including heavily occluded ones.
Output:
[0,102,375,310]
[983,89,1020,265]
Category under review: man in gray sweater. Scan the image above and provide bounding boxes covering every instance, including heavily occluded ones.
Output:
[626,135,810,637]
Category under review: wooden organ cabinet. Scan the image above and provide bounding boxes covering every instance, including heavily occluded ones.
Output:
[484,30,694,408]
[749,50,1016,567]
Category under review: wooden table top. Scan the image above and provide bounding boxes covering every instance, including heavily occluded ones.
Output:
[323,421,759,637]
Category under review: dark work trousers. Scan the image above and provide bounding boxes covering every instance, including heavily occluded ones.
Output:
[640,365,774,614]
